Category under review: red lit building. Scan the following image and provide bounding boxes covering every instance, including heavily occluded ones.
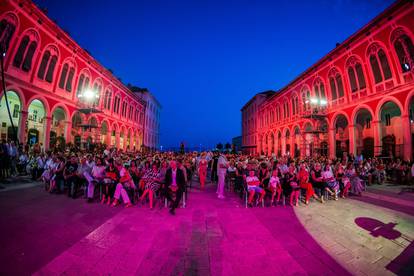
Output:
[241,90,275,155]
[0,0,149,151]
[241,0,414,161]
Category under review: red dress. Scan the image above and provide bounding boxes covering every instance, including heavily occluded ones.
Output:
[298,169,315,201]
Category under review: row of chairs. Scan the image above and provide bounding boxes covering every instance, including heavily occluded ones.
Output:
[240,181,337,208]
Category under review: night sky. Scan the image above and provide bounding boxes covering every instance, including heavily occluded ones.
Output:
[34,0,393,149]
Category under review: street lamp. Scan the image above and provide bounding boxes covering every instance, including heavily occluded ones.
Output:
[78,89,98,102]
[309,97,328,107]
[310,98,318,104]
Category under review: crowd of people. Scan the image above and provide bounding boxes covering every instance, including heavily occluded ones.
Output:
[1,138,414,212]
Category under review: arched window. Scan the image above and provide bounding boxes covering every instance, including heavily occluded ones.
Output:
[58,64,68,89]
[355,63,366,89]
[122,101,127,117]
[45,55,57,82]
[291,98,296,115]
[92,81,102,106]
[66,67,75,92]
[37,46,58,83]
[103,90,111,110]
[284,101,289,119]
[346,58,367,93]
[84,77,90,91]
[313,79,326,101]
[77,73,90,98]
[59,61,75,92]
[348,67,358,92]
[295,97,299,114]
[314,85,319,99]
[301,89,310,111]
[22,41,37,72]
[393,34,414,72]
[113,95,120,114]
[335,74,344,98]
[129,106,134,120]
[278,106,281,120]
[378,50,392,80]
[13,36,29,68]
[76,74,85,97]
[0,15,17,54]
[13,31,39,72]
[368,44,392,84]
[370,55,382,83]
[329,69,345,101]
[37,50,50,79]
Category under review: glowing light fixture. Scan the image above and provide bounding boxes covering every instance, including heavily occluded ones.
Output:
[320,99,327,106]
[79,89,96,100]
[310,98,318,104]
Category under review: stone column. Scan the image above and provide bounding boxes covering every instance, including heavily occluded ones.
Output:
[124,136,128,152]
[64,121,72,144]
[372,120,381,157]
[115,131,120,149]
[402,115,412,161]
[300,130,306,158]
[44,116,52,151]
[348,124,356,156]
[328,127,335,159]
[18,110,28,144]
[281,137,286,156]
[106,126,112,146]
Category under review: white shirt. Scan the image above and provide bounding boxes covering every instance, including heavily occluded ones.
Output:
[246,176,259,187]
[322,170,334,180]
[269,176,280,188]
[217,155,227,174]
[92,165,105,179]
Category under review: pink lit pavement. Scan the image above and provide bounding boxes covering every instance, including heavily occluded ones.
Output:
[0,179,413,275]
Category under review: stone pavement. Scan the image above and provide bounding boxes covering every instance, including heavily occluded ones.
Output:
[295,196,414,276]
[0,178,413,276]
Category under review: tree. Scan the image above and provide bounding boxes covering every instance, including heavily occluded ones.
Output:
[216,143,223,151]
[225,143,231,151]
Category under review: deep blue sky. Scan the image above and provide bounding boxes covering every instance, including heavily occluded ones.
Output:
[34,0,393,149]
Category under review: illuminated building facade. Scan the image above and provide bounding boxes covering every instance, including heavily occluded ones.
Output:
[242,0,414,161]
[0,0,149,151]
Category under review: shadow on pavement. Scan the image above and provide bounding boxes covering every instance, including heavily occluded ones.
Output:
[354,217,414,276]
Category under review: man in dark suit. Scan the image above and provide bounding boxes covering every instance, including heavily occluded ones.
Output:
[165,160,186,215]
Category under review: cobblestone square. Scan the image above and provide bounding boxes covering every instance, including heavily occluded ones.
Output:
[0,179,413,275]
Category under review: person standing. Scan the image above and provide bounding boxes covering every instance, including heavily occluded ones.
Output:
[217,153,228,199]
[198,153,208,189]
[211,152,218,183]
[8,141,18,177]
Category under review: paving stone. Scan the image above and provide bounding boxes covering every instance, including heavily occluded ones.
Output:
[2,179,414,275]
